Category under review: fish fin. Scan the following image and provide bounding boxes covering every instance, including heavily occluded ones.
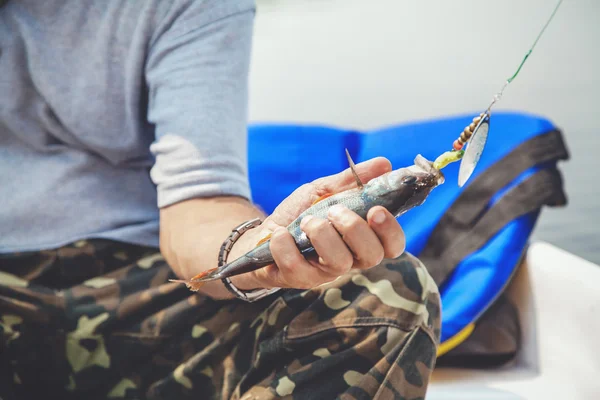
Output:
[189,267,219,281]
[311,193,334,205]
[169,267,219,292]
[256,233,272,247]
[345,148,364,189]
[169,279,206,292]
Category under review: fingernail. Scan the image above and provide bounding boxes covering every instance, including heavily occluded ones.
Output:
[300,215,313,228]
[372,210,386,224]
[328,204,345,218]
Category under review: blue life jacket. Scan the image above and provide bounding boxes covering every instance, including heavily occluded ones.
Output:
[247,111,568,361]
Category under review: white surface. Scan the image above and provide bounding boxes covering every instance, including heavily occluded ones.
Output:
[428,241,600,399]
[248,0,600,264]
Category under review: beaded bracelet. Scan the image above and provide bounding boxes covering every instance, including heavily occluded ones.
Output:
[219,218,281,302]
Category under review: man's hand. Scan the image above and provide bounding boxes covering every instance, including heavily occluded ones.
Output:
[160,156,406,298]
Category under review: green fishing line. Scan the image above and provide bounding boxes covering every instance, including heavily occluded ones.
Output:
[507,0,564,84]
[484,0,564,114]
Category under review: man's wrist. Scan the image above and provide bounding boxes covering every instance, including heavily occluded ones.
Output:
[219,220,269,290]
[228,272,262,291]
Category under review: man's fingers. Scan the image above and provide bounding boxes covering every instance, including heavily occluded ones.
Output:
[266,227,338,289]
[248,206,405,290]
[327,205,385,269]
[299,215,354,275]
[367,206,406,259]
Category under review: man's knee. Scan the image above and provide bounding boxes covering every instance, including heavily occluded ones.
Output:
[283,252,441,346]
[352,252,441,340]
[274,253,441,398]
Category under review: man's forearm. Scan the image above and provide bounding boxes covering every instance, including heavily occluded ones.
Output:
[159,196,268,299]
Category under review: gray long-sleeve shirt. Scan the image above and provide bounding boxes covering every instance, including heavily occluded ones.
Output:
[0,0,255,252]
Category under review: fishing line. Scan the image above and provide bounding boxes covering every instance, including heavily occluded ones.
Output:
[483,0,564,115]
[433,0,564,172]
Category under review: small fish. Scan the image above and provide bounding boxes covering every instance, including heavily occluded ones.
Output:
[172,150,445,291]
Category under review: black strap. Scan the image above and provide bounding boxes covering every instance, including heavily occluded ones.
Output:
[420,129,569,286]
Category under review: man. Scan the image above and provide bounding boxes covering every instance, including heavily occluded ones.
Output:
[0,0,441,398]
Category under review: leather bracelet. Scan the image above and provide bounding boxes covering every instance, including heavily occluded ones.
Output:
[220,217,281,302]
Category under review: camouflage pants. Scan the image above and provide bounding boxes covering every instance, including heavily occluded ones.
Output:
[0,239,441,400]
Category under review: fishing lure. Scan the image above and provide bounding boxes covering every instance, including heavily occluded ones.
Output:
[436,0,564,185]
[171,150,445,290]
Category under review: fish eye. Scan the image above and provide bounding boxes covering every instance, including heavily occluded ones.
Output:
[402,176,417,185]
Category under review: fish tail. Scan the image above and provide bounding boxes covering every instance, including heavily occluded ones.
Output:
[168,279,207,292]
[169,267,221,292]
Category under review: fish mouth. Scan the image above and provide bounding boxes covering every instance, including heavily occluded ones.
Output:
[410,155,445,186]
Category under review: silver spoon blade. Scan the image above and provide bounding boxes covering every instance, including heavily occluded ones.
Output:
[458,115,490,187]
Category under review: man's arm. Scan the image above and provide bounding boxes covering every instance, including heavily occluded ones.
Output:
[145,0,259,298]
[159,196,266,299]
[159,159,407,300]
[146,0,406,299]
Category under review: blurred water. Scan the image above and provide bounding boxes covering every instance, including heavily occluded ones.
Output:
[249,0,599,264]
